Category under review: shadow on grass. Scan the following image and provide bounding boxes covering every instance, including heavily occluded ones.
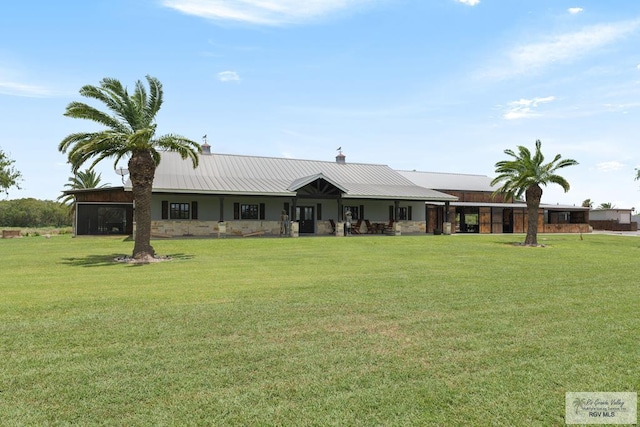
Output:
[60,253,194,267]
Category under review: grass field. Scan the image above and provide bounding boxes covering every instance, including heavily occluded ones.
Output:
[1,233,638,426]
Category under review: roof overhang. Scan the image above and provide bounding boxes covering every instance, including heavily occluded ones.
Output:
[62,186,126,196]
[427,201,590,211]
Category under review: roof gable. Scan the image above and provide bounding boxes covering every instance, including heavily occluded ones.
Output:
[287,173,348,195]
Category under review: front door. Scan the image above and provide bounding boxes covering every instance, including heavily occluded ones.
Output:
[296,206,315,234]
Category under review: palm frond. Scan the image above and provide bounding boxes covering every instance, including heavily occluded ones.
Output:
[145,76,163,124]
[64,102,128,133]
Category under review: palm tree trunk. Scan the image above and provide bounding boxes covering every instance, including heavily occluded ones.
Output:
[525,184,543,245]
[129,151,156,260]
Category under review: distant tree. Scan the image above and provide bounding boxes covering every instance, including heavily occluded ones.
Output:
[492,139,578,246]
[581,199,593,208]
[0,198,71,227]
[635,168,640,182]
[58,169,110,205]
[0,148,22,196]
[598,202,615,209]
[58,76,200,261]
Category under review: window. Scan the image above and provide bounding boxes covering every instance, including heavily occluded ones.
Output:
[395,206,412,221]
[233,203,264,219]
[162,200,197,220]
[344,206,360,220]
[170,203,190,219]
[398,207,408,220]
[241,204,259,219]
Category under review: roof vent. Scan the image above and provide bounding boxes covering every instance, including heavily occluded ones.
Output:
[336,148,345,164]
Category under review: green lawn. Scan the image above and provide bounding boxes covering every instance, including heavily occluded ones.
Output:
[1,233,638,426]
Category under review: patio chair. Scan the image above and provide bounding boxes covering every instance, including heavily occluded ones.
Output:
[383,220,395,234]
[329,219,336,234]
[351,219,362,234]
[365,219,375,234]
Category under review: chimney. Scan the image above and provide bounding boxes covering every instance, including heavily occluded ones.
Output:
[336,149,346,164]
[201,134,211,155]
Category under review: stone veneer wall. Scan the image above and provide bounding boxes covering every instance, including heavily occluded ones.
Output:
[396,221,426,234]
[147,219,591,236]
[147,219,424,237]
[151,220,282,237]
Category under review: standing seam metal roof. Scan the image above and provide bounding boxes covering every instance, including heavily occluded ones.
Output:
[398,170,496,192]
[148,152,457,201]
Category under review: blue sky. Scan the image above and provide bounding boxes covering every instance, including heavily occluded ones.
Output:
[2,0,640,209]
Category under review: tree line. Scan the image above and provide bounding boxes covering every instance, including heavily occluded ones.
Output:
[0,198,71,228]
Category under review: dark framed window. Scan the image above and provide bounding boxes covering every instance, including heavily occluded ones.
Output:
[397,206,412,220]
[398,207,408,220]
[170,203,190,219]
[162,200,196,220]
[241,204,259,219]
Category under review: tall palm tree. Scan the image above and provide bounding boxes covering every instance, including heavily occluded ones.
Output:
[492,140,578,246]
[58,169,110,205]
[598,202,615,209]
[59,76,200,261]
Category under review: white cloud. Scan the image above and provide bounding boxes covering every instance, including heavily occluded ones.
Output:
[482,19,640,79]
[568,7,583,15]
[457,0,480,6]
[503,96,555,120]
[597,160,625,172]
[217,71,240,82]
[0,80,55,97]
[162,0,376,25]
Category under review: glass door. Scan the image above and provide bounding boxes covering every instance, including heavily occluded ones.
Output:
[296,206,315,234]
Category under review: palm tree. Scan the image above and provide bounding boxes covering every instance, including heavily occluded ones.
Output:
[581,199,593,208]
[58,169,110,205]
[59,76,200,261]
[598,202,615,209]
[492,139,578,246]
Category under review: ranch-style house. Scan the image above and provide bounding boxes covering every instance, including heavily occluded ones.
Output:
[67,146,590,237]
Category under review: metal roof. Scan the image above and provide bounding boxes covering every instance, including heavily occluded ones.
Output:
[398,170,496,192]
[143,152,457,201]
[427,201,589,211]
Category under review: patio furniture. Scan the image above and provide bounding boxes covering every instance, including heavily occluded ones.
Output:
[329,219,336,234]
[351,219,362,234]
[365,219,375,234]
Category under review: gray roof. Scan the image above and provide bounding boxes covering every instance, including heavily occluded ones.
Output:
[448,201,589,211]
[398,170,496,192]
[143,152,457,201]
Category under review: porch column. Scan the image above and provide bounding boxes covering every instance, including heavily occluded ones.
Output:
[444,201,451,234]
[219,196,224,221]
[292,197,298,221]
